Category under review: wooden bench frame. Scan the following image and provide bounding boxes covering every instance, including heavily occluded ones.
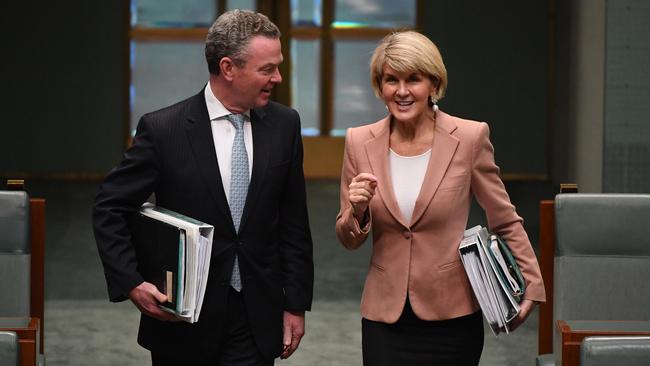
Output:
[5,180,45,354]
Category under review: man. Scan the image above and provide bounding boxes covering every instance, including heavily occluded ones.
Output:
[93,10,313,366]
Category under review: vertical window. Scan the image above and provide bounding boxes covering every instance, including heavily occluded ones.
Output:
[129,0,256,136]
[332,40,387,136]
[128,0,418,140]
[288,0,417,136]
[291,39,322,136]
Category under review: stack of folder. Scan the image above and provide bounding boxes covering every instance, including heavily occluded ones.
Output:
[130,203,214,323]
[459,225,525,335]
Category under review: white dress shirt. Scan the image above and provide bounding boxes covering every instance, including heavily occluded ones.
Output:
[204,84,253,202]
[389,148,431,223]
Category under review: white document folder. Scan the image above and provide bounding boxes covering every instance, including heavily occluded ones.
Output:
[136,203,214,323]
[459,225,521,336]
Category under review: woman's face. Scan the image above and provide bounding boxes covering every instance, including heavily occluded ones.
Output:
[380,65,436,125]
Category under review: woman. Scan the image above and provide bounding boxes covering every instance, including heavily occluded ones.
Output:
[335,31,545,365]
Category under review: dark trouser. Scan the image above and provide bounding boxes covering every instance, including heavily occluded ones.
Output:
[362,298,484,366]
[151,287,273,366]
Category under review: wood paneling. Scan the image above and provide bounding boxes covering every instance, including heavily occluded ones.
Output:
[303,136,345,179]
[130,27,209,41]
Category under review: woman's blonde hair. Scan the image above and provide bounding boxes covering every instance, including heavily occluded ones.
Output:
[369,31,447,101]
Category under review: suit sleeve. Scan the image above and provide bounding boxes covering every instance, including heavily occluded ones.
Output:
[335,127,371,250]
[470,122,546,303]
[92,115,161,302]
[279,109,314,312]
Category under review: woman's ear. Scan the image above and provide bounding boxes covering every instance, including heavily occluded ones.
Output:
[430,87,438,100]
[430,77,439,95]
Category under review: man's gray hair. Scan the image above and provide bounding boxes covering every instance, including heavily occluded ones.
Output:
[205,9,281,75]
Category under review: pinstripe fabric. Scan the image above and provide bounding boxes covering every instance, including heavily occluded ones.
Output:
[94,89,313,359]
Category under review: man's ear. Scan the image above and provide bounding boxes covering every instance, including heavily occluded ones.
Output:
[219,57,235,81]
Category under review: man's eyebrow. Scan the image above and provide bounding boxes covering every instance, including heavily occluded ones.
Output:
[260,62,280,69]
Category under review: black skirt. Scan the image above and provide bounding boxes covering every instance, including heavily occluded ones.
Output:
[362,298,484,366]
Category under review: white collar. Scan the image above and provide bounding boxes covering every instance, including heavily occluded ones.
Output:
[204,83,251,121]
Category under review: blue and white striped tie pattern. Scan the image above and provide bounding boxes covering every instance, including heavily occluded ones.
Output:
[227,113,249,291]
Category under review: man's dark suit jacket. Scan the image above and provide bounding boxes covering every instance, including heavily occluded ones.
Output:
[92,89,314,359]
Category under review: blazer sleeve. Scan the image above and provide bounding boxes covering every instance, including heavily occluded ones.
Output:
[335,127,371,250]
[278,109,314,312]
[92,115,161,302]
[470,122,546,303]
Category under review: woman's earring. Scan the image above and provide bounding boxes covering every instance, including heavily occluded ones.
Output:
[431,97,439,113]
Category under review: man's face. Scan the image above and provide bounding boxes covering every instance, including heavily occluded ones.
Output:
[229,36,283,111]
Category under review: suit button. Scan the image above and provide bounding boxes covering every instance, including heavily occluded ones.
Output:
[403,231,411,239]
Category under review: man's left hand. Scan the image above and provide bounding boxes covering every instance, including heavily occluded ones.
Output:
[509,299,536,331]
[280,310,305,359]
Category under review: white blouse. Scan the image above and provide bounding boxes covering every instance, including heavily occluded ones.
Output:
[389,148,431,223]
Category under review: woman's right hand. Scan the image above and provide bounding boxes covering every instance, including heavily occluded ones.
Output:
[349,173,378,220]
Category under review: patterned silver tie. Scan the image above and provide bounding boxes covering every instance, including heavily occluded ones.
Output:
[227,113,249,291]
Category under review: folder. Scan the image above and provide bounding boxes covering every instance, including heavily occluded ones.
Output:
[130,213,184,311]
[130,203,214,323]
[487,233,525,301]
[458,225,524,336]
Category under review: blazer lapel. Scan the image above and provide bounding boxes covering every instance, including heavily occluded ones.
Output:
[237,107,269,233]
[184,91,235,232]
[365,117,410,228]
[409,111,460,226]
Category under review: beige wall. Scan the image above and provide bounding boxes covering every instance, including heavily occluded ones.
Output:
[303,137,345,179]
[569,0,605,192]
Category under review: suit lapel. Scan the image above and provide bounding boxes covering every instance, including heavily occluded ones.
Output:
[238,107,269,233]
[409,111,459,226]
[365,117,410,228]
[184,91,235,232]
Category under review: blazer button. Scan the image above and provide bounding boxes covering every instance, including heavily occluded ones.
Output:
[403,231,411,239]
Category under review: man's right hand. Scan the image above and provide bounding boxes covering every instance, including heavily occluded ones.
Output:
[128,281,179,321]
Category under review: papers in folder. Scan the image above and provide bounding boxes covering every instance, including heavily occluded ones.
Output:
[459,225,521,336]
[131,203,214,323]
